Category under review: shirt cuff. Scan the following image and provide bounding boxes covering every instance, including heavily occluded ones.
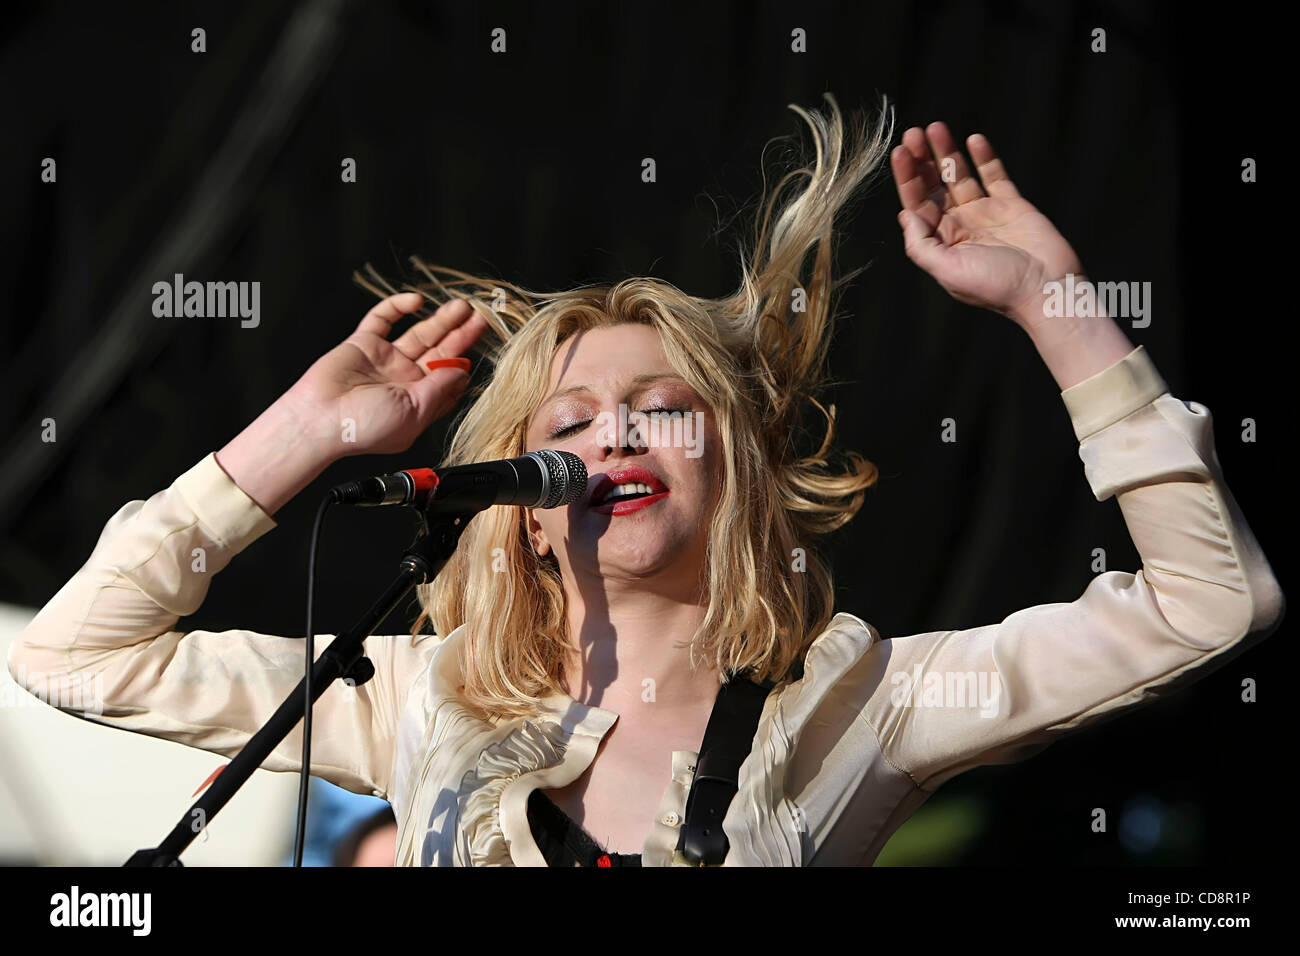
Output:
[172,452,278,552]
[1060,345,1169,443]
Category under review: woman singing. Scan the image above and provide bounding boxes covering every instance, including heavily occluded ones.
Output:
[7,94,1284,866]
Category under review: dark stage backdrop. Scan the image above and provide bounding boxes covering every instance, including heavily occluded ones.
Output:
[0,1,1285,866]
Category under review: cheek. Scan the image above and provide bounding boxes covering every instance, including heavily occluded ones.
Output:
[537,510,564,540]
[700,421,724,487]
[680,446,724,513]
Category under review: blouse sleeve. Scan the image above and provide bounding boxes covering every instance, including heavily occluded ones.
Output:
[856,345,1285,792]
[4,453,443,799]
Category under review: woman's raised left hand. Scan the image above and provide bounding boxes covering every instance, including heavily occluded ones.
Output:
[891,122,1083,332]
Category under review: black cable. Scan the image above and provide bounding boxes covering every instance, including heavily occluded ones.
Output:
[293,493,335,867]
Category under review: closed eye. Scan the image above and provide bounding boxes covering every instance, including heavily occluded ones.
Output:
[547,407,689,440]
[549,420,589,439]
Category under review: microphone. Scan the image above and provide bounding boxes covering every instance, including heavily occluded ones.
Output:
[328,450,588,513]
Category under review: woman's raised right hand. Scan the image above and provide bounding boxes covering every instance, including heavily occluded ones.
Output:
[215,292,486,516]
[285,292,485,457]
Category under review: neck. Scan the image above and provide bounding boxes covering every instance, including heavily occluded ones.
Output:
[559,570,721,721]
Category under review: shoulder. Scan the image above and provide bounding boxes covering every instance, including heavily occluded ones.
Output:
[399,623,542,744]
[802,611,880,671]
[769,611,882,711]
[823,610,877,641]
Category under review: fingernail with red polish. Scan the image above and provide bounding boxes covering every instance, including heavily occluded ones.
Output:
[426,357,471,372]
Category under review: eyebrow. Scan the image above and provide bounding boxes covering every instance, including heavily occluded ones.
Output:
[533,373,687,420]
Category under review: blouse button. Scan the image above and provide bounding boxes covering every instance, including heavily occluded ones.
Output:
[662,812,682,827]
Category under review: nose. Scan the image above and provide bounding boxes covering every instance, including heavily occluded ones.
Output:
[589,402,650,464]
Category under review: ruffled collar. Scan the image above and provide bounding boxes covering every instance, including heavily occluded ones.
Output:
[409,612,876,866]
[721,611,877,865]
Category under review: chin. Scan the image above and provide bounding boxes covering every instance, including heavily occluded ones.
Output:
[556,529,672,569]
[604,531,706,574]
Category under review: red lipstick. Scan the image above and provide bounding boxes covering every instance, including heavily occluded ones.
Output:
[587,467,670,516]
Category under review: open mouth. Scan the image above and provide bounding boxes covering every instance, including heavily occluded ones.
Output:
[588,469,669,515]
[594,481,659,506]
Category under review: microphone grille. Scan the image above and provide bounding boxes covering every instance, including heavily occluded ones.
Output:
[535,450,587,508]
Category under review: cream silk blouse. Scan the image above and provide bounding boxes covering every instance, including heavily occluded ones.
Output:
[6,346,1285,866]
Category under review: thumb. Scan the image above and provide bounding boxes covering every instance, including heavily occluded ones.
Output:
[898,208,949,277]
[409,365,471,424]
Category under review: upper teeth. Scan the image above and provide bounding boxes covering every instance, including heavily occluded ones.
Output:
[598,482,655,504]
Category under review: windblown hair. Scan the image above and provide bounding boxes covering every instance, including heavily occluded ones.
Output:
[356,92,895,720]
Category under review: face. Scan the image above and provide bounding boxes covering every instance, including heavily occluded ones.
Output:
[523,323,722,593]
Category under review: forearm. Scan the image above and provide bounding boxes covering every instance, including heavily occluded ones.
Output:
[1016,302,1137,393]
[9,453,277,678]
[868,350,1284,792]
[214,396,336,517]
[6,451,401,798]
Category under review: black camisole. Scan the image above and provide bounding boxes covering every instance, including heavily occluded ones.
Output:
[526,789,643,867]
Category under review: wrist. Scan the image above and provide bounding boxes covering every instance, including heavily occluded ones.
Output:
[1021,309,1137,393]
[1007,269,1091,335]
[215,397,337,516]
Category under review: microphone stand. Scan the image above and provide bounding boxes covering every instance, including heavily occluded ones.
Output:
[123,507,477,867]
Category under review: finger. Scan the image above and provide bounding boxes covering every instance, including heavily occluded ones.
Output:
[407,364,471,424]
[391,297,476,362]
[414,307,487,367]
[891,145,947,234]
[900,126,950,209]
[966,133,1021,199]
[355,292,425,337]
[891,142,935,210]
[898,207,950,276]
[925,121,986,205]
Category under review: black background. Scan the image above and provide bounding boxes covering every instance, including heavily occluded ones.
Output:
[0,0,1285,865]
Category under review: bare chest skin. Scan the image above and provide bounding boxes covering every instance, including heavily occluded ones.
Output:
[538,711,709,857]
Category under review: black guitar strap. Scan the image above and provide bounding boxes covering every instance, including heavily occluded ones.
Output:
[675,671,776,865]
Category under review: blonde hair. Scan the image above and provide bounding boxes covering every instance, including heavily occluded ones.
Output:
[355,92,895,720]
